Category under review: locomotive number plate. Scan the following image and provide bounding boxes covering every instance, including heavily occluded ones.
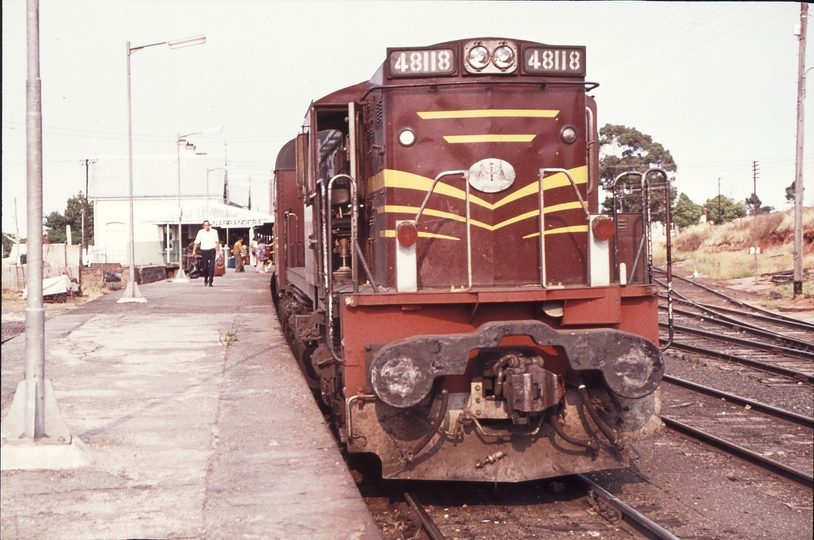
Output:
[388,48,456,78]
[523,47,586,76]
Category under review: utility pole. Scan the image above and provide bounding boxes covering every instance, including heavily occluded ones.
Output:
[751,161,760,218]
[751,161,760,284]
[80,158,96,267]
[717,177,721,224]
[793,2,808,298]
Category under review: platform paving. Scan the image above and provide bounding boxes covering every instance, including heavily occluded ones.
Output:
[1,269,381,539]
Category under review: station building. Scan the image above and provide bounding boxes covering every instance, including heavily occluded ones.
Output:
[88,154,273,268]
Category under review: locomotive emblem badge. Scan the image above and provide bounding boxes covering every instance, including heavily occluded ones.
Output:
[468,158,516,193]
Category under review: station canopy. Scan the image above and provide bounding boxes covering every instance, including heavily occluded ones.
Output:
[152,202,273,227]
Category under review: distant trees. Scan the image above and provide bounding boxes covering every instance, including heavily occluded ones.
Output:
[703,195,747,225]
[43,192,93,245]
[744,193,773,216]
[785,181,796,205]
[598,124,678,222]
[672,193,702,229]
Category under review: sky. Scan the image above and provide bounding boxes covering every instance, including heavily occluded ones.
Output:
[2,0,812,237]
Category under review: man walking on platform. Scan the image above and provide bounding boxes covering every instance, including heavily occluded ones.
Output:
[233,236,245,272]
[192,220,221,287]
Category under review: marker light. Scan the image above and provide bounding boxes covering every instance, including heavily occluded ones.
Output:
[397,221,418,247]
[398,128,416,147]
[561,125,578,144]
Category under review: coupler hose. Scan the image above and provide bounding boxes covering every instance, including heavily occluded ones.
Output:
[550,412,599,454]
[578,385,623,450]
[407,389,449,462]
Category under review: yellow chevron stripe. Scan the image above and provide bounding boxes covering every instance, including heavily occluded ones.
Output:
[443,134,536,144]
[382,230,460,241]
[368,167,587,210]
[381,201,584,232]
[381,224,587,242]
[523,225,589,239]
[417,109,559,119]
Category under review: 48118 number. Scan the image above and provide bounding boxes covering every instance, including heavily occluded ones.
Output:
[524,47,585,76]
[388,48,456,77]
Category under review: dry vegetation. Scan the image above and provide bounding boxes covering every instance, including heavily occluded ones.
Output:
[658,207,813,301]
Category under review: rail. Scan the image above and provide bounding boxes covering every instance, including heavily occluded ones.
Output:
[661,416,814,489]
[577,474,681,540]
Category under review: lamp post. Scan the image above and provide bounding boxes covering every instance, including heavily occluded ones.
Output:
[173,127,221,283]
[206,164,235,216]
[118,34,206,303]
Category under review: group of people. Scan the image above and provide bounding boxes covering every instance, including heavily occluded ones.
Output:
[190,221,271,287]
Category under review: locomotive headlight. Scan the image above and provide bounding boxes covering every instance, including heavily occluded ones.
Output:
[398,128,416,147]
[466,45,490,71]
[560,125,578,144]
[492,45,515,70]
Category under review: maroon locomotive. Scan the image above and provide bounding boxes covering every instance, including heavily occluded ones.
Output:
[271,37,667,482]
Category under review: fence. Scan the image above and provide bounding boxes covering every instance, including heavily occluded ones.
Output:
[2,243,81,292]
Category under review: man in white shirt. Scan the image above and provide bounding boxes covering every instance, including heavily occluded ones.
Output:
[192,220,221,287]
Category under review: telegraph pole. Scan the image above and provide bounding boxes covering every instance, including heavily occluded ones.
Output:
[717,177,721,224]
[751,161,760,217]
[793,2,807,298]
[751,161,760,284]
[80,158,96,266]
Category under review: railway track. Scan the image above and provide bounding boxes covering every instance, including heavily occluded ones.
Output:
[655,268,814,488]
[656,272,814,384]
[362,477,683,540]
[660,375,813,488]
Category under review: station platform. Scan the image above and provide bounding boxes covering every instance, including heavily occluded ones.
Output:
[0,268,381,539]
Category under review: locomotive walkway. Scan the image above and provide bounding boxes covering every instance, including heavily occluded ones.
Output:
[0,268,381,539]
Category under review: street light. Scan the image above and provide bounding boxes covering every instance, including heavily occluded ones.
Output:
[206,164,236,216]
[174,127,222,283]
[119,34,206,304]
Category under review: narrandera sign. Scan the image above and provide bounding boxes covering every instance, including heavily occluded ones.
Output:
[210,218,265,227]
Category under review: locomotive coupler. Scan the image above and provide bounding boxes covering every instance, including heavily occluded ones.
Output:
[369,320,663,409]
[466,354,562,425]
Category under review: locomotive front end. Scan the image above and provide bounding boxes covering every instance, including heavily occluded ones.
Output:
[274,37,666,482]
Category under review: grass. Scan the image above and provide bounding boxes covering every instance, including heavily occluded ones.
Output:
[654,207,813,304]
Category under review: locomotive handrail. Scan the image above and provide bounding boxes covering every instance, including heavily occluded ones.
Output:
[320,173,359,364]
[414,170,471,289]
[538,168,589,287]
[541,168,590,220]
[283,210,299,268]
[612,171,646,284]
[644,168,673,351]
[585,107,597,196]
[354,242,379,293]
[361,80,600,100]
[612,168,674,351]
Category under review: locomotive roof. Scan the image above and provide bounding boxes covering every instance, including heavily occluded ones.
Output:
[311,36,587,109]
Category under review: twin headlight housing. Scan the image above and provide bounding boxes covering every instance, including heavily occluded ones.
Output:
[464,40,518,74]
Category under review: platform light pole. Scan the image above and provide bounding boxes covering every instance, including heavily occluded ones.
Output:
[118,34,206,303]
[0,0,92,470]
[173,127,221,283]
[206,164,235,217]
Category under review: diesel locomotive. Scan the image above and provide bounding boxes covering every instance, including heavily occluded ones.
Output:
[271,37,671,482]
